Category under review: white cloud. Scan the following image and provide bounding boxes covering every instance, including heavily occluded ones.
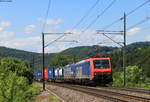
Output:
[110,35,123,42]
[0,36,42,52]
[38,18,63,25]
[127,27,141,35]
[23,24,37,34]
[42,29,123,53]
[0,21,14,39]
[0,27,4,31]
[145,35,150,41]
[37,18,63,33]
[45,25,60,33]
[63,29,123,46]
[0,28,124,53]
[0,31,15,39]
[0,34,67,53]
[0,21,12,32]
[46,19,63,25]
[0,21,11,27]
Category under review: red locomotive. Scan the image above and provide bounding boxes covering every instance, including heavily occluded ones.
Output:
[87,57,112,84]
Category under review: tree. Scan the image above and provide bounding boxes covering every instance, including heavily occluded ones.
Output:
[49,54,77,68]
[0,58,41,102]
[112,66,147,88]
[0,58,33,84]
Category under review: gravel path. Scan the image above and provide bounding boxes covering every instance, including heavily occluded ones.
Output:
[46,84,111,102]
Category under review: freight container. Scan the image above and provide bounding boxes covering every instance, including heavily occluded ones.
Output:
[54,68,59,78]
[48,68,54,78]
[34,70,42,79]
[44,69,48,79]
[58,68,64,78]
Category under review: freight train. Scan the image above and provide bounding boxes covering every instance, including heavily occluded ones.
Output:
[34,57,113,85]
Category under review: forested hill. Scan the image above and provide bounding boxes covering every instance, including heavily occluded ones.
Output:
[126,41,150,51]
[0,41,150,68]
[0,46,38,63]
[0,45,117,67]
[60,45,118,59]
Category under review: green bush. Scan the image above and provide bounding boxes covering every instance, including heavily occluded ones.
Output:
[0,58,33,84]
[0,58,41,102]
[112,66,150,88]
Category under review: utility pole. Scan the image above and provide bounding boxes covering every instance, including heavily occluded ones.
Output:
[97,13,127,87]
[42,32,45,91]
[123,13,126,87]
[41,32,76,91]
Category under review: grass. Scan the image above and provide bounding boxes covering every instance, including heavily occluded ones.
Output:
[32,82,63,102]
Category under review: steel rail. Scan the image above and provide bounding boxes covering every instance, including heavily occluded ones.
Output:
[76,85,150,102]
[105,87,150,95]
[47,83,150,102]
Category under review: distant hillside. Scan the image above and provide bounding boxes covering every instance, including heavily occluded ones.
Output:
[60,45,118,59]
[1,41,150,69]
[126,41,150,51]
[0,46,52,68]
[0,46,35,61]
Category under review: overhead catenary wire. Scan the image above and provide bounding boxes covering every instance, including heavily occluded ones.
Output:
[44,34,66,47]
[102,0,150,30]
[43,0,150,48]
[102,33,123,47]
[72,0,100,30]
[42,0,52,33]
[142,26,150,31]
[82,0,117,33]
[102,17,123,29]
[127,17,150,30]
[126,0,150,16]
[44,0,101,47]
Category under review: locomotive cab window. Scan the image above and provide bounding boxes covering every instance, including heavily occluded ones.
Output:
[93,60,110,69]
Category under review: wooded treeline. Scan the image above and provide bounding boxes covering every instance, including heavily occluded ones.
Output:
[0,41,150,78]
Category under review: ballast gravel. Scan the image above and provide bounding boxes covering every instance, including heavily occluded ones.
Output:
[46,84,111,102]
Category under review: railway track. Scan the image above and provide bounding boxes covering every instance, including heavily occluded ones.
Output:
[47,83,150,102]
[106,87,150,95]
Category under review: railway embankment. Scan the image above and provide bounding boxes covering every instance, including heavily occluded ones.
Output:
[34,82,150,102]
[42,83,110,102]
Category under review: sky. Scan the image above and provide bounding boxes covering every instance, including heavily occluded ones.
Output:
[0,0,150,53]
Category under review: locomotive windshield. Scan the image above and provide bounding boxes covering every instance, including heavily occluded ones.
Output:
[93,60,110,69]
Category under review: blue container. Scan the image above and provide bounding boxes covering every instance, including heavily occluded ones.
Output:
[34,70,42,79]
[48,68,54,78]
